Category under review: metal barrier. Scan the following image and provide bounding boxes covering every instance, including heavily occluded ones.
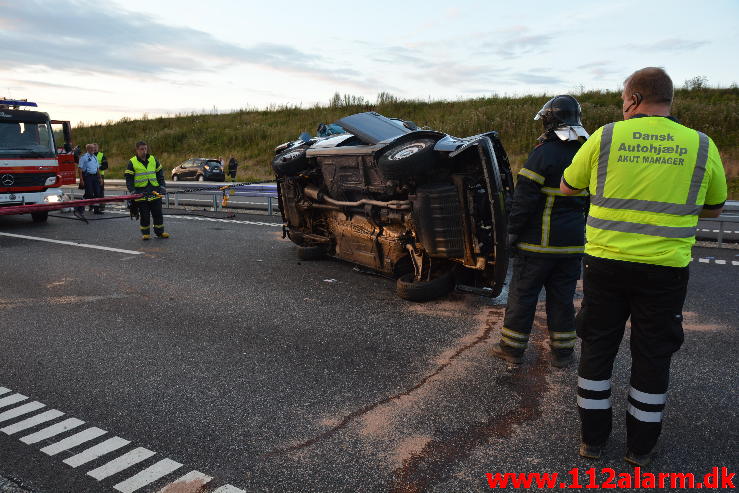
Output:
[698,218,736,248]
[165,185,279,214]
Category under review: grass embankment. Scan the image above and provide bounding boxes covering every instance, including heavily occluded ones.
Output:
[74,88,738,198]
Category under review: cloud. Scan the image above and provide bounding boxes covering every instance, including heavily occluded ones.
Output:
[479,26,556,59]
[622,38,710,52]
[575,61,621,78]
[3,79,113,93]
[508,72,566,85]
[0,0,377,90]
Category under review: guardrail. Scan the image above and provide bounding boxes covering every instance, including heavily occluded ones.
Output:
[165,184,279,214]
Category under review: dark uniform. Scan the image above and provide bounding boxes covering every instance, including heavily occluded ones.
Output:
[125,154,167,239]
[497,135,589,364]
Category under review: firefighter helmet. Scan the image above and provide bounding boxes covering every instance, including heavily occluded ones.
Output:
[534,95,588,141]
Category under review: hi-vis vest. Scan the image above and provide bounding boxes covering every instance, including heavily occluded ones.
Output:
[564,117,721,267]
[96,152,105,175]
[129,155,160,188]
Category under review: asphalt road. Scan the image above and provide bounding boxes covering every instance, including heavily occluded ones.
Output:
[0,209,737,493]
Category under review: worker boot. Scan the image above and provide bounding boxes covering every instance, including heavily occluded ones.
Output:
[579,442,607,460]
[157,232,170,239]
[491,342,524,364]
[624,449,654,467]
[141,234,151,240]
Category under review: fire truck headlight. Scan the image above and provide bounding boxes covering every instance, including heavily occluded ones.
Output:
[44,176,58,186]
[44,194,61,203]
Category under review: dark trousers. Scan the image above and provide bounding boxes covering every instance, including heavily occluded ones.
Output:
[501,255,581,352]
[137,198,164,235]
[77,173,102,213]
[576,255,688,454]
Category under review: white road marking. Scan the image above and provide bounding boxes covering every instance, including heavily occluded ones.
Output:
[0,387,10,396]
[715,259,727,265]
[212,485,247,493]
[698,258,710,263]
[694,257,739,266]
[107,210,281,227]
[0,402,45,422]
[87,447,156,480]
[734,261,739,266]
[64,436,131,467]
[0,409,64,435]
[0,233,143,255]
[20,417,84,444]
[113,458,183,493]
[155,470,213,493]
[40,427,107,456]
[0,394,29,409]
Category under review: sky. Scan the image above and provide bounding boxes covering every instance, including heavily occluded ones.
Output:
[1,0,737,125]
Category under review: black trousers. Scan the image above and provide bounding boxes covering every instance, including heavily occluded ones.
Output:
[576,255,688,454]
[137,198,164,235]
[77,173,102,213]
[501,255,581,352]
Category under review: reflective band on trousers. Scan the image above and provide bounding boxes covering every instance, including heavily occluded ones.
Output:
[594,123,709,215]
[629,387,667,405]
[577,396,611,410]
[628,404,662,422]
[588,216,697,239]
[518,243,584,254]
[578,377,611,391]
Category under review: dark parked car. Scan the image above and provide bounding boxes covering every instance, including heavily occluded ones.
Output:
[171,158,225,182]
[273,112,514,301]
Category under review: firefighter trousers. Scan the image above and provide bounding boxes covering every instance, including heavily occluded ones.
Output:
[500,255,581,353]
[137,198,165,236]
[576,255,688,454]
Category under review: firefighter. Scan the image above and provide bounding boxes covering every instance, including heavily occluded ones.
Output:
[491,95,590,368]
[91,143,108,211]
[561,67,727,466]
[125,141,169,240]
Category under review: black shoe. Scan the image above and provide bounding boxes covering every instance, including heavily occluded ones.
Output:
[491,342,524,364]
[625,449,653,467]
[93,210,103,215]
[73,210,85,220]
[551,350,574,368]
[579,442,606,459]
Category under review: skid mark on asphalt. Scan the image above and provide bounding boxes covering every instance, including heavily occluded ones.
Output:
[265,296,502,458]
[0,385,244,493]
[0,294,127,309]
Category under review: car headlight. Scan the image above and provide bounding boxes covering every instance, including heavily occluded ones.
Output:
[204,165,210,170]
[45,176,58,186]
[44,194,61,203]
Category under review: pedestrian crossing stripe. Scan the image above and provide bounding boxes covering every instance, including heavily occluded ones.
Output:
[0,385,245,493]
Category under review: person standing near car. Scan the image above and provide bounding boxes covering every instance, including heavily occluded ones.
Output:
[89,143,108,211]
[491,95,589,369]
[227,156,238,181]
[76,143,103,218]
[560,67,727,465]
[125,141,169,240]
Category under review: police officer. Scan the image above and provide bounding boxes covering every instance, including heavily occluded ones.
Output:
[125,141,169,240]
[90,143,108,211]
[492,95,590,368]
[561,67,727,466]
[76,143,103,217]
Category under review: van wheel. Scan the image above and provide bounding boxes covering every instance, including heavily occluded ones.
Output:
[396,269,454,302]
[31,211,49,223]
[378,139,437,179]
[273,148,309,176]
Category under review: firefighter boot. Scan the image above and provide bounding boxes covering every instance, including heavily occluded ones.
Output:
[551,349,575,368]
[625,449,654,467]
[491,342,524,364]
[141,226,151,240]
[157,232,170,239]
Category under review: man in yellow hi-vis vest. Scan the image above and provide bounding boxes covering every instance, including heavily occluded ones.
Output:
[125,141,169,240]
[561,67,727,466]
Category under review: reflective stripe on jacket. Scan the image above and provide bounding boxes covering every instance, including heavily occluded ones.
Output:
[126,155,160,188]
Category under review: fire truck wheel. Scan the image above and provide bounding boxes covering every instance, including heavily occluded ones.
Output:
[31,211,49,223]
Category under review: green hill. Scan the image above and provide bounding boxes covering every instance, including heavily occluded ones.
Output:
[74,88,738,198]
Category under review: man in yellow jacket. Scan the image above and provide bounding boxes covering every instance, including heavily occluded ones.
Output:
[561,67,726,466]
[125,141,170,240]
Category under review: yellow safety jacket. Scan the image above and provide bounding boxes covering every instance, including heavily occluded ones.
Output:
[563,116,727,267]
[128,155,160,188]
[95,152,106,176]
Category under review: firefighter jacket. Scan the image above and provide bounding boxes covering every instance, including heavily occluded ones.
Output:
[508,135,589,256]
[125,154,166,199]
[563,115,727,267]
[95,151,108,175]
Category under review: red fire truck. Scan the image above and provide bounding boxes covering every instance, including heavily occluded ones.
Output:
[0,98,77,222]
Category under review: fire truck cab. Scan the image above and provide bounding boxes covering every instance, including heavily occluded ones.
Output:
[0,98,76,222]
